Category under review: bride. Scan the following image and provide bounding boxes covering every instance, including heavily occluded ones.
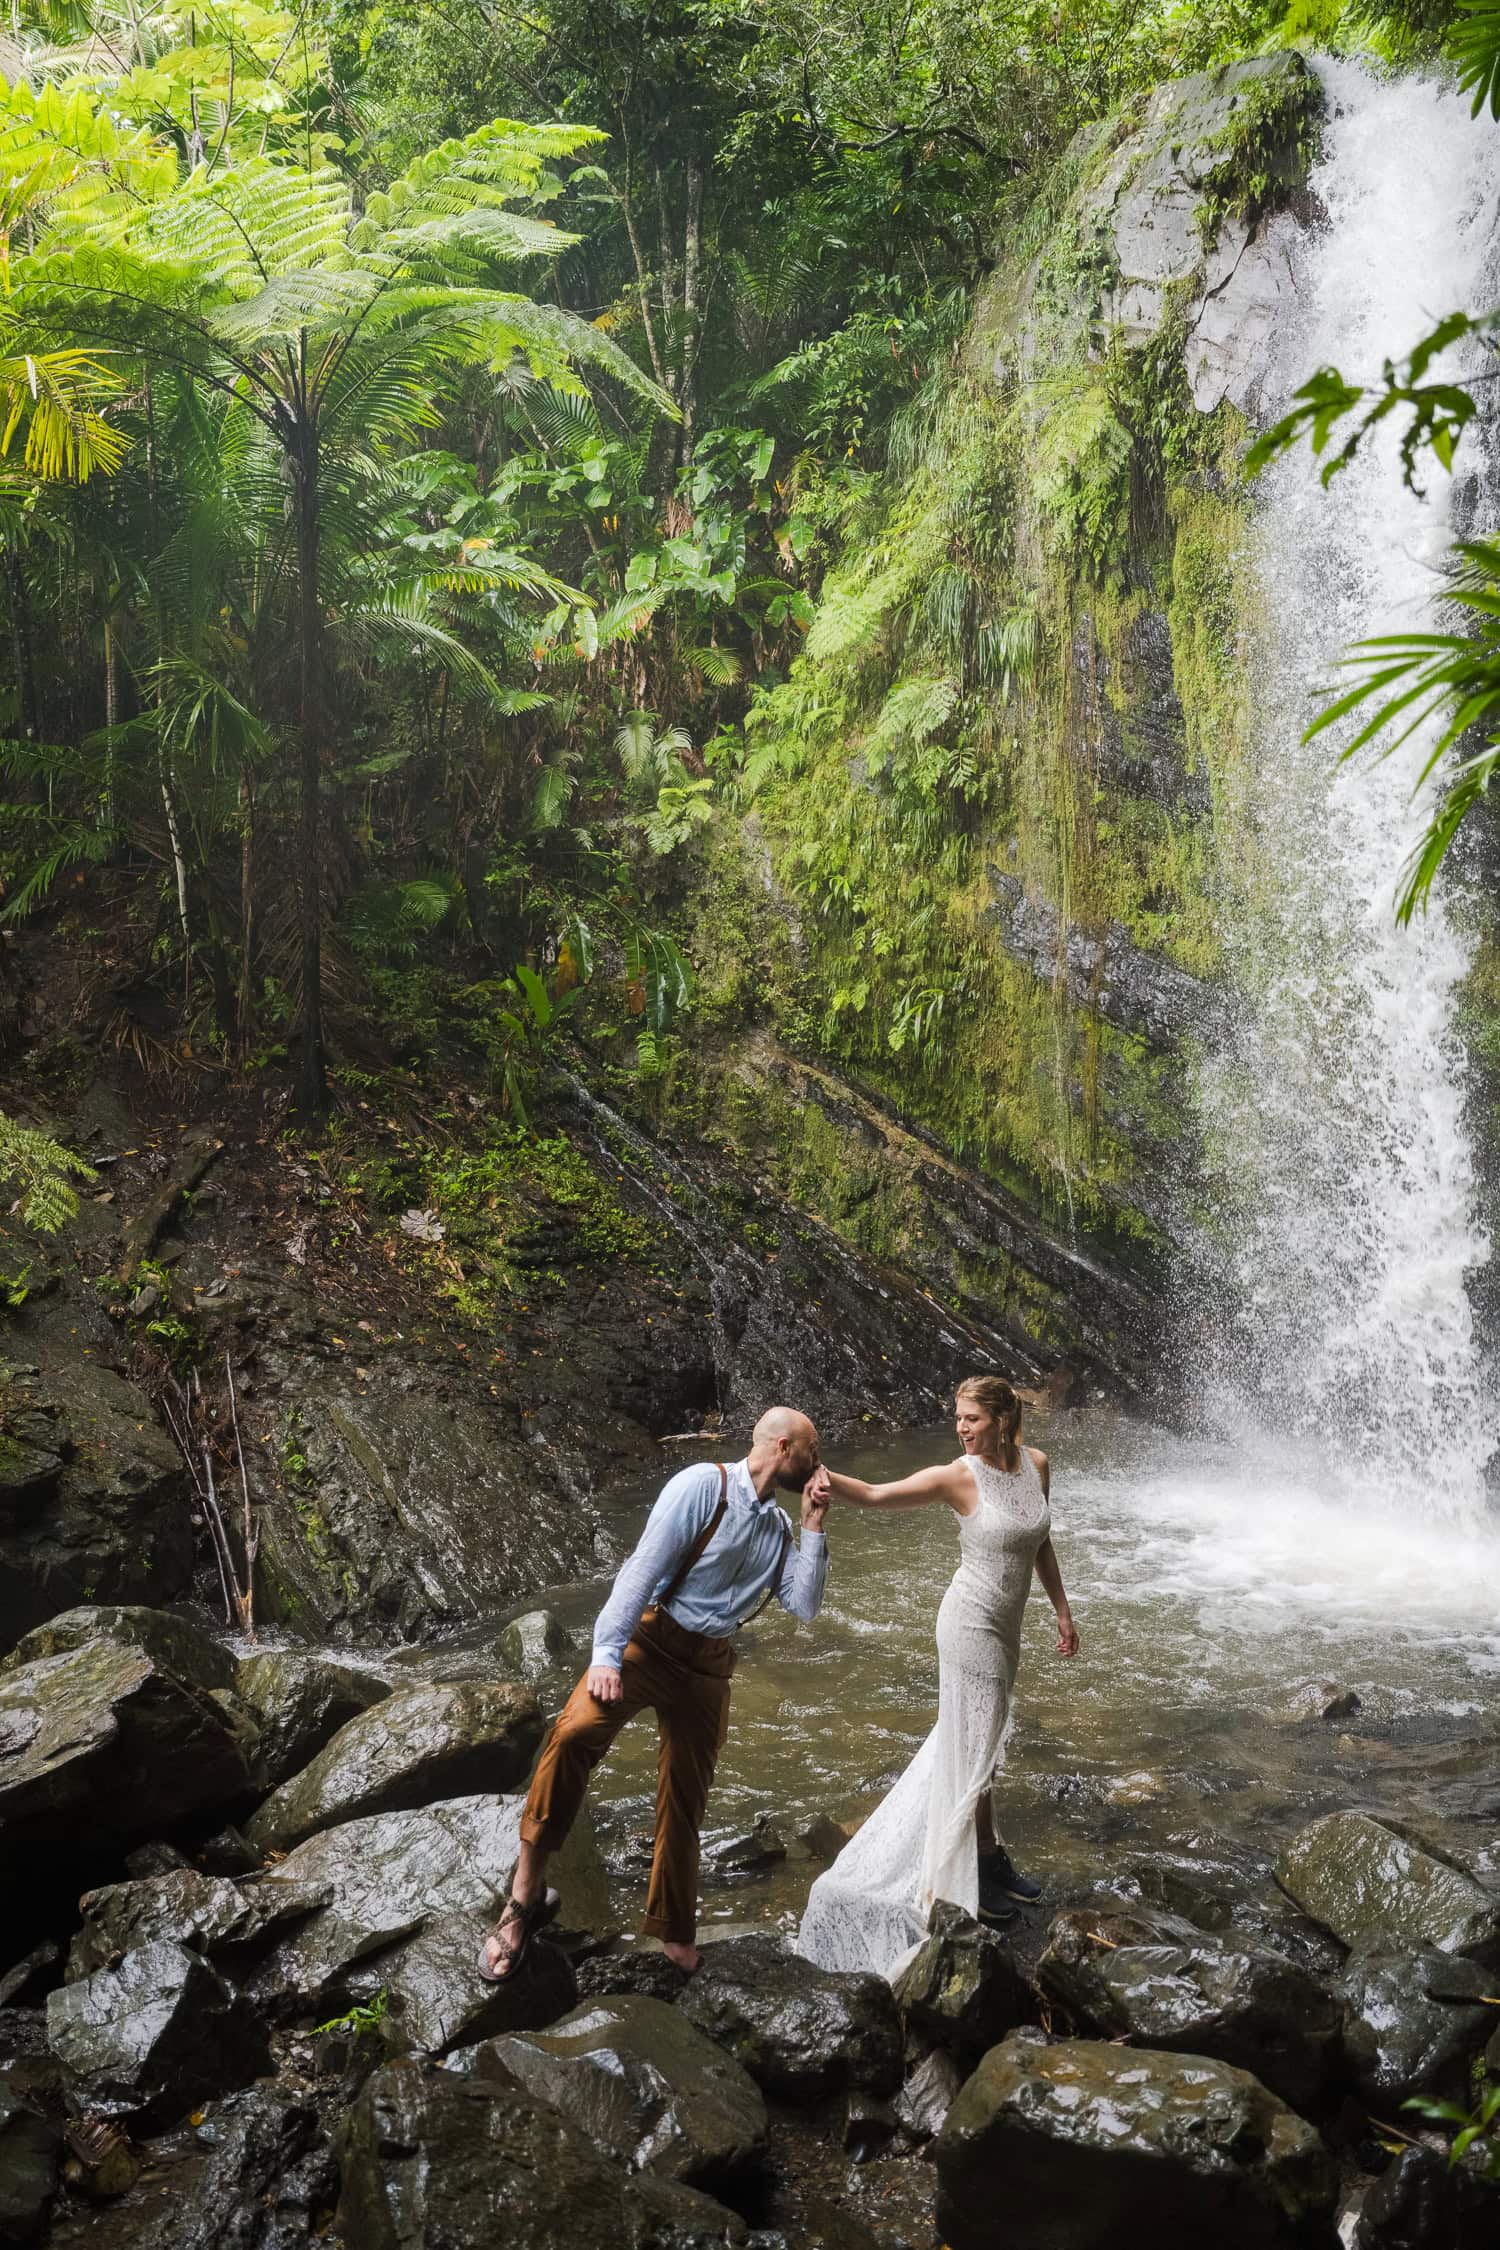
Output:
[797,1374,1078,1979]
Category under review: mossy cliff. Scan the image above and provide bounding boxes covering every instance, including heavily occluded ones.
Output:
[651,55,1326,1400]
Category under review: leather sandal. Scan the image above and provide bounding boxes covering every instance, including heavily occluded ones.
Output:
[476,1887,560,1984]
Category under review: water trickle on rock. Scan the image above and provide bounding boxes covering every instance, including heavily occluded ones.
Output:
[1196,58,1500,1518]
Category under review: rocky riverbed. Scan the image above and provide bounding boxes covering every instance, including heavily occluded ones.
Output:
[1,1598,1498,2248]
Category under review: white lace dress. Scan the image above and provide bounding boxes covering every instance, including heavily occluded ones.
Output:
[797,1450,1051,1980]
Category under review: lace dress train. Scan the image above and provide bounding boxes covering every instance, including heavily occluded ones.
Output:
[797,1450,1051,1980]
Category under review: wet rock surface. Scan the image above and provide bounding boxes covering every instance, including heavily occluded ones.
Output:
[142,2085,341,2250]
[377,1911,578,2056]
[46,1940,270,2128]
[679,1935,903,2101]
[497,1610,572,1683]
[1037,1904,1342,2113]
[338,2054,749,2247]
[0,2082,60,2243]
[67,1870,258,1982]
[477,1993,769,2193]
[1349,2143,1500,2250]
[891,1901,1032,2069]
[1276,1812,1500,1963]
[243,1680,541,1854]
[232,1650,390,1789]
[0,1606,233,1693]
[1339,1948,1495,2106]
[936,2029,1340,2250]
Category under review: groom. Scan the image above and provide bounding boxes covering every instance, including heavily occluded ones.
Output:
[480,1406,829,1979]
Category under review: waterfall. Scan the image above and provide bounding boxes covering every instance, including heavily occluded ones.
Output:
[1197,59,1500,1519]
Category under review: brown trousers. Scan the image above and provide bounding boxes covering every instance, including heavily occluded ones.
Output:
[520,1605,735,1944]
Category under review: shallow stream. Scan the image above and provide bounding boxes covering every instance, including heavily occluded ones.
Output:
[536,1412,1500,1937]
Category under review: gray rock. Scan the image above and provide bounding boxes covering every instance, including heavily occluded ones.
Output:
[244,1681,542,1854]
[1340,1949,1495,2107]
[378,1911,577,2056]
[0,1361,194,1646]
[1187,208,1303,415]
[707,1816,787,1880]
[475,1993,767,2194]
[0,1603,233,1691]
[681,1935,902,2101]
[69,1868,259,1981]
[1038,1904,1341,2113]
[575,1939,692,2007]
[892,1901,1032,2069]
[497,1611,571,1682]
[337,2055,748,2246]
[988,869,1219,1051]
[0,2082,60,2244]
[1276,1813,1500,1964]
[893,2043,965,2143]
[0,1945,59,2012]
[936,2031,1339,2250]
[145,2083,340,2250]
[0,1634,255,1859]
[798,1816,849,1865]
[46,1939,270,2127]
[233,1649,390,1788]
[1349,2143,1500,2250]
[1270,1680,1362,1725]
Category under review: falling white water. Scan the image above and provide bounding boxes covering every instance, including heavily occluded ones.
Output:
[1199,59,1500,1521]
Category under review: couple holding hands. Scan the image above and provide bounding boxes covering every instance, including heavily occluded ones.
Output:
[479,1375,1079,1988]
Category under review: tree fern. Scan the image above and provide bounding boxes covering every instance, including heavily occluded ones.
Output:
[0,1110,95,1230]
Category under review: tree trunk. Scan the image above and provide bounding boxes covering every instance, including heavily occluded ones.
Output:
[292,408,327,1119]
[681,153,705,468]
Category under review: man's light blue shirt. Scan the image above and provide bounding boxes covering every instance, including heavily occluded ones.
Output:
[591,1457,827,1670]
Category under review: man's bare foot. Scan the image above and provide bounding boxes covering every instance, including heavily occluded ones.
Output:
[662,1939,699,1973]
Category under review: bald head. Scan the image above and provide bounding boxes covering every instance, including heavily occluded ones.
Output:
[747,1405,821,1495]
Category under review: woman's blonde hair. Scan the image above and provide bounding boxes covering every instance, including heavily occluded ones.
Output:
[956,1374,1022,1468]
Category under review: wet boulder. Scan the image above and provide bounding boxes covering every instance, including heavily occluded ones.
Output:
[893,1901,1032,2069]
[338,2054,748,2246]
[233,1650,390,1789]
[46,1940,270,2128]
[475,1994,768,2195]
[893,2043,966,2143]
[681,1935,902,2101]
[0,2082,60,2244]
[576,1939,693,2006]
[1276,1814,1500,1964]
[497,1611,571,1683]
[377,1911,578,2056]
[146,2083,340,2250]
[1349,2143,1500,2250]
[0,1604,233,1692]
[243,1681,542,1855]
[1038,1904,1341,2113]
[0,1633,255,1864]
[936,2031,1339,2250]
[68,1869,259,1981]
[0,1361,194,1647]
[1270,1681,1362,1725]
[1340,1949,1495,2107]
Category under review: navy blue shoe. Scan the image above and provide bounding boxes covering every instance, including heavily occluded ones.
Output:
[980,1847,1043,1906]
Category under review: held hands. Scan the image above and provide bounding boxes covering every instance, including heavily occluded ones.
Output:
[1054,1613,1080,1658]
[586,1665,623,1703]
[801,1465,831,1533]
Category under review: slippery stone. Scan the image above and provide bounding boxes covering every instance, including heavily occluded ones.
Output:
[1349,2143,1500,2250]
[0,1633,255,1859]
[68,1868,258,1981]
[378,1911,578,2056]
[0,2083,60,2244]
[1272,1680,1362,1725]
[1276,1813,1500,1963]
[893,2043,965,2143]
[575,1939,693,2007]
[243,1680,542,1854]
[936,2031,1340,2250]
[338,2055,748,2247]
[1339,1949,1496,2107]
[681,1935,902,2101]
[233,1649,390,1789]
[892,1901,1032,2069]
[0,1604,233,1691]
[46,1939,270,2127]
[497,1610,571,1682]
[148,2084,340,2250]
[1038,1904,1341,2113]
[476,1994,768,2195]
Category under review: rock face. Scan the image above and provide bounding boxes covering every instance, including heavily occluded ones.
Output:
[892,1902,1032,2068]
[233,1649,390,1789]
[479,1995,769,2195]
[1276,1813,1500,1963]
[378,1911,578,2056]
[1340,1949,1496,2106]
[681,1936,903,2101]
[989,870,1220,1052]
[1037,1905,1341,2113]
[935,2031,1339,2250]
[338,2055,748,2247]
[0,1359,194,1648]
[0,1632,255,1879]
[46,1940,270,2127]
[243,1681,541,1854]
[0,2082,60,2244]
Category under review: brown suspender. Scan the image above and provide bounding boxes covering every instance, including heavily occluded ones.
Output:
[656,1461,794,1630]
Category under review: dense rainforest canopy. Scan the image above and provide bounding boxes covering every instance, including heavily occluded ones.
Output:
[0,0,1492,1225]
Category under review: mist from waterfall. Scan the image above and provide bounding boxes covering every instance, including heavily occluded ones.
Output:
[1195,58,1500,1520]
